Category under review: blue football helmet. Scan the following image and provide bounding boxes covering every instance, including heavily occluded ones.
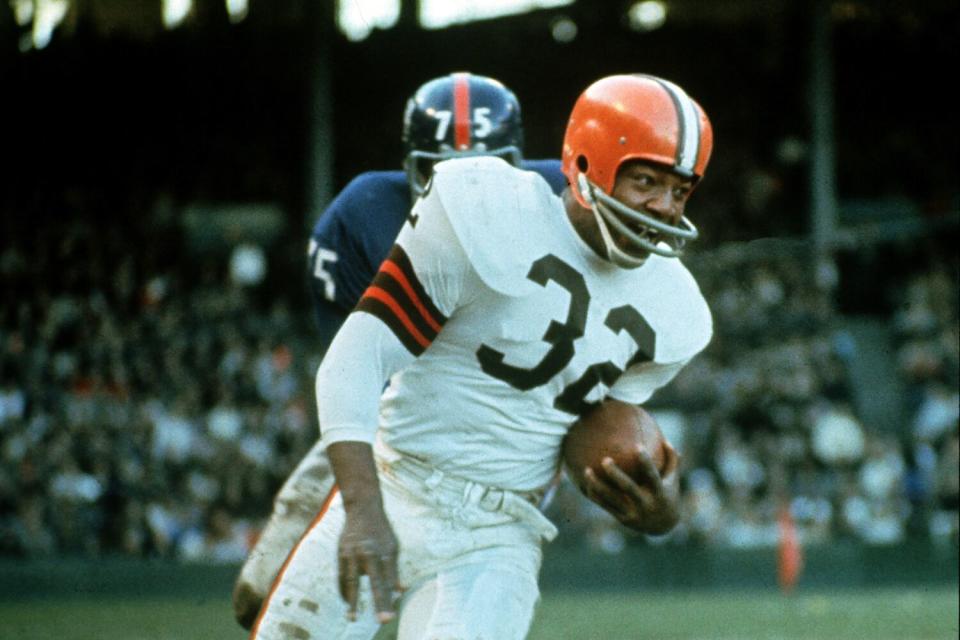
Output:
[402,72,524,195]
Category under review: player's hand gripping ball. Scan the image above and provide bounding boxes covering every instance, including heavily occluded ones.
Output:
[562,399,667,494]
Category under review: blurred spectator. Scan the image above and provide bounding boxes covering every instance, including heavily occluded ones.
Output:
[912,381,959,444]
[683,468,724,545]
[719,493,779,549]
[714,425,766,498]
[929,432,960,546]
[810,401,866,467]
[177,503,251,564]
[230,243,268,288]
[859,436,907,506]
[1,496,56,557]
[0,380,25,425]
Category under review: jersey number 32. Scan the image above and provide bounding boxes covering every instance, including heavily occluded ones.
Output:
[476,254,656,417]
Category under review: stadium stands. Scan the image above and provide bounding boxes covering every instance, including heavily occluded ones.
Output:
[1,186,955,560]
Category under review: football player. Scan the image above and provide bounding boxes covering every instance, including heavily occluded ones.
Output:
[232,72,566,631]
[250,73,714,639]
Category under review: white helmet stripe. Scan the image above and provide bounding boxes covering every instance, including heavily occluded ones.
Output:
[652,77,701,176]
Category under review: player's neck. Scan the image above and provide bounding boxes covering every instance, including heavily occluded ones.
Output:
[563,189,608,262]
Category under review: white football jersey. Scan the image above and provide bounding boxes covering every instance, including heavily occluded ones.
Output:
[316,157,711,492]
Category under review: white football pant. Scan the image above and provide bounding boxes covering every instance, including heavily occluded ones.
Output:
[237,441,335,603]
[251,441,558,640]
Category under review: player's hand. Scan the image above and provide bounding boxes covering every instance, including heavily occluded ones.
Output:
[337,503,403,624]
[582,442,680,535]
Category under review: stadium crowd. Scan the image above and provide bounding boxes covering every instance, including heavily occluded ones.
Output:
[0,191,319,561]
[0,188,957,561]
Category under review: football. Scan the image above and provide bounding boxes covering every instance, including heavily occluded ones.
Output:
[562,399,667,492]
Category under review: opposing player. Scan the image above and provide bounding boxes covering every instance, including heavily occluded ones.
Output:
[232,72,566,630]
[251,73,714,639]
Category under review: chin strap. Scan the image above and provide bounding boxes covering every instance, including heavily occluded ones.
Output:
[577,174,648,268]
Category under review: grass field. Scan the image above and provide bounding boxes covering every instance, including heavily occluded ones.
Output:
[2,587,956,640]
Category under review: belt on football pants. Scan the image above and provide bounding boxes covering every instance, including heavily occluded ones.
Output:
[374,439,558,542]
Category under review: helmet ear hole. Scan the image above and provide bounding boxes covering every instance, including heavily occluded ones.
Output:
[576,155,589,173]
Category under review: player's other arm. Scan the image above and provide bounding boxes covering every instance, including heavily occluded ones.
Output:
[316,314,414,624]
[315,185,466,623]
[584,360,689,534]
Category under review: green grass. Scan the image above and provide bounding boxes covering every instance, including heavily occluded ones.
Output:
[529,589,959,640]
[1,588,956,639]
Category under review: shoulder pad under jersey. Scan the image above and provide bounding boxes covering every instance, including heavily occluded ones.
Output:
[429,157,562,297]
[632,253,713,362]
[519,158,567,196]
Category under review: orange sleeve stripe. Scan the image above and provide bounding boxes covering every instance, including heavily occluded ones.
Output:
[249,486,340,640]
[381,260,443,333]
[364,286,432,349]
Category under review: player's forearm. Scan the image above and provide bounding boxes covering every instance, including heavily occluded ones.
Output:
[327,441,385,514]
[327,439,400,623]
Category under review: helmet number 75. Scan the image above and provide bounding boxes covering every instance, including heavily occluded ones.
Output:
[433,108,493,141]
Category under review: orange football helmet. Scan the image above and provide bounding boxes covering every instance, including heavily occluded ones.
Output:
[562,74,713,264]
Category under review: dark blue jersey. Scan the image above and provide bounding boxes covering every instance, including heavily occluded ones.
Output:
[307,159,566,345]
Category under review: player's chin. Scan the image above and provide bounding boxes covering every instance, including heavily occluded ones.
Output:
[613,236,650,262]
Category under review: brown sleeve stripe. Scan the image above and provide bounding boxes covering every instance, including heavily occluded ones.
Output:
[383,245,447,329]
[357,288,432,355]
[355,245,448,356]
[380,260,443,333]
